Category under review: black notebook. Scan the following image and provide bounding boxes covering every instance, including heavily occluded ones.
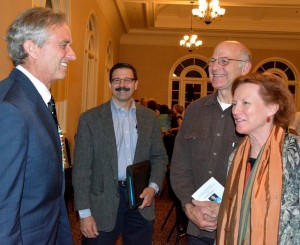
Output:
[126,160,151,210]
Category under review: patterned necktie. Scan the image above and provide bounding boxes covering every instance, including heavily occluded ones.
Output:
[47,96,66,171]
[47,96,58,125]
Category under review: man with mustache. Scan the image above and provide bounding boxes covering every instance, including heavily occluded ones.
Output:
[73,63,168,245]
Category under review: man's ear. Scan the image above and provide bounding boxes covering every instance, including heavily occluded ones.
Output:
[242,62,252,75]
[23,40,38,59]
[134,80,138,91]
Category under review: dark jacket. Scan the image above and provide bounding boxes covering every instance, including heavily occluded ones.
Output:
[73,101,168,232]
[170,93,243,239]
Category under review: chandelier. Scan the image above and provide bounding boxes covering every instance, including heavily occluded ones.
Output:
[192,0,225,25]
[180,1,203,52]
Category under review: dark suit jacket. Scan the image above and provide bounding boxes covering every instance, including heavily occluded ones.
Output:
[0,69,73,245]
[73,100,168,232]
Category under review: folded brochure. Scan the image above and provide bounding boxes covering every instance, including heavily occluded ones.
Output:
[192,177,224,203]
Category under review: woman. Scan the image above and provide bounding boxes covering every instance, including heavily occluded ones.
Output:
[169,104,184,136]
[217,73,300,244]
[158,104,172,135]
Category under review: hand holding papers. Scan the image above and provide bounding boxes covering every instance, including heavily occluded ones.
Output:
[192,177,224,203]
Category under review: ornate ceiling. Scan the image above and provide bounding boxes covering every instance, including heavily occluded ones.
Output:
[101,0,300,50]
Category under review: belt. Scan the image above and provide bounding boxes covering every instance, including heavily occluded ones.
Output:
[118,180,127,187]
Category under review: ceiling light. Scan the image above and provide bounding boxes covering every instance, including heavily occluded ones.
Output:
[192,0,225,25]
[180,1,203,52]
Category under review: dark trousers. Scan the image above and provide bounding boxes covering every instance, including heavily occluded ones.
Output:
[82,185,153,245]
[188,235,215,245]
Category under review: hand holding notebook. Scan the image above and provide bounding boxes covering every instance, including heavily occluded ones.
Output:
[126,160,151,209]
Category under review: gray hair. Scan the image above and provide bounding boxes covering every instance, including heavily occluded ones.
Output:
[4,7,67,66]
[239,45,252,68]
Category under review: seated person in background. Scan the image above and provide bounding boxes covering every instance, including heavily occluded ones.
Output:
[288,111,300,136]
[217,72,300,245]
[158,104,172,136]
[169,104,184,136]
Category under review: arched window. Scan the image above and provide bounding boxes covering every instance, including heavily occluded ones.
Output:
[253,58,300,109]
[81,13,99,112]
[169,55,212,108]
[103,40,113,102]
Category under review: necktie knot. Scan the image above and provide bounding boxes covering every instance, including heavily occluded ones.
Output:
[48,96,58,125]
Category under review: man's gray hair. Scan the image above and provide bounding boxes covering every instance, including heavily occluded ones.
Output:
[4,7,67,66]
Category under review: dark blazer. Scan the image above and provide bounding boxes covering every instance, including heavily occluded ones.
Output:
[73,100,168,232]
[0,69,72,245]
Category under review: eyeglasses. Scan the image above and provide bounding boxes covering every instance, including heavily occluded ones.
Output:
[111,77,136,85]
[209,57,248,66]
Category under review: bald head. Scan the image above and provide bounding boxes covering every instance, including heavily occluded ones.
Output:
[214,41,252,63]
[208,40,252,96]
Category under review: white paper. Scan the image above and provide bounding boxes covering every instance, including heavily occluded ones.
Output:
[192,177,224,203]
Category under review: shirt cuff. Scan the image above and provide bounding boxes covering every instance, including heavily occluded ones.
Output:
[149,182,159,195]
[78,209,91,219]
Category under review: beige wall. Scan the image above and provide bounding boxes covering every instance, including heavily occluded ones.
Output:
[0,0,32,79]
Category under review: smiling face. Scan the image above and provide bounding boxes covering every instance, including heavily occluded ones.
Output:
[108,67,138,107]
[24,23,76,89]
[208,41,251,92]
[232,83,278,139]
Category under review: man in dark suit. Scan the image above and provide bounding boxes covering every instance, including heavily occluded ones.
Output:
[73,63,168,245]
[0,7,76,244]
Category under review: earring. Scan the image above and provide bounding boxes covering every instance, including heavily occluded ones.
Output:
[266,117,271,123]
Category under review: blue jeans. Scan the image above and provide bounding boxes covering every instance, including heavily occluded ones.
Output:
[82,185,153,245]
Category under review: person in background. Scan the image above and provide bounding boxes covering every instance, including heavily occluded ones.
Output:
[169,104,184,136]
[164,104,184,162]
[158,104,172,136]
[72,62,168,245]
[288,111,300,135]
[140,97,149,107]
[0,7,76,244]
[147,99,160,116]
[170,40,252,245]
[217,72,300,245]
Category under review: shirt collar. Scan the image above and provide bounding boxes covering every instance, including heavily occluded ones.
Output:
[111,98,136,114]
[217,96,232,111]
[16,65,51,105]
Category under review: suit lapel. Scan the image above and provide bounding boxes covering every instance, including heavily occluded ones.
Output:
[97,101,119,179]
[10,69,61,159]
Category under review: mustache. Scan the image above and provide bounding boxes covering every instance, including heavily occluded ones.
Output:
[115,87,130,92]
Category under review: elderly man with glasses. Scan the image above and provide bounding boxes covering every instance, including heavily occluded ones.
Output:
[170,41,252,245]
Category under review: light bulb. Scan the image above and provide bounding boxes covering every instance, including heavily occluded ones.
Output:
[219,8,225,15]
[191,34,198,40]
[195,40,203,46]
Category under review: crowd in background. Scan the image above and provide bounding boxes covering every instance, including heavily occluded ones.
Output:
[135,97,184,138]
